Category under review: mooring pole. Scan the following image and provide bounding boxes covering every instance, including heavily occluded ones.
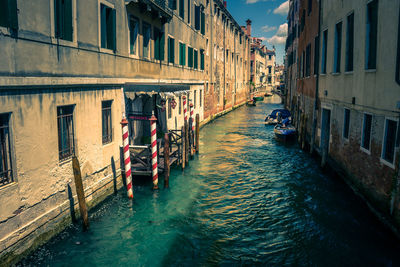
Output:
[196,114,200,154]
[164,133,170,188]
[150,111,159,190]
[72,156,89,231]
[121,118,134,199]
[184,120,189,165]
[181,125,186,169]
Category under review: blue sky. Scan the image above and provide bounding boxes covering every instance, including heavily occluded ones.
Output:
[227,0,289,65]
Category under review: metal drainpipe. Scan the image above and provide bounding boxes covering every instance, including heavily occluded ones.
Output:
[223,17,226,110]
[234,32,237,105]
[310,0,322,154]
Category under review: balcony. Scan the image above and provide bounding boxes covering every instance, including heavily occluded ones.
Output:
[125,0,172,22]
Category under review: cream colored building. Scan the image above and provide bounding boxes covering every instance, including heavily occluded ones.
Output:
[0,0,250,264]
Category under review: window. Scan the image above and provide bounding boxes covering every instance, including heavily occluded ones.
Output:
[188,46,194,68]
[195,5,200,31]
[308,0,312,15]
[361,113,372,151]
[396,4,400,85]
[100,4,116,50]
[154,27,165,61]
[102,101,112,144]
[194,49,198,69]
[200,49,205,70]
[200,89,202,107]
[268,66,272,74]
[129,15,138,55]
[321,30,328,74]
[169,0,177,10]
[314,36,319,74]
[345,13,354,72]
[142,23,151,58]
[179,42,186,66]
[343,108,350,139]
[0,113,13,187]
[306,43,311,77]
[168,99,172,119]
[179,0,184,19]
[54,0,73,41]
[382,119,397,164]
[366,0,378,69]
[269,55,272,60]
[333,22,342,73]
[57,105,75,160]
[168,37,175,63]
[179,96,182,114]
[0,0,18,31]
[268,77,272,83]
[187,0,190,23]
[201,8,205,35]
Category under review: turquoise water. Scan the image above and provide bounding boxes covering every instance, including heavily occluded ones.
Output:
[20,98,400,266]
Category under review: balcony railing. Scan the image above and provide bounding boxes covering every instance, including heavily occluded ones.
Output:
[126,0,172,20]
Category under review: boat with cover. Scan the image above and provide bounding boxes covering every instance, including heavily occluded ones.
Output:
[274,123,297,141]
[265,109,291,125]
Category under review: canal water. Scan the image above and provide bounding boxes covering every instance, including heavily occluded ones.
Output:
[20,97,400,266]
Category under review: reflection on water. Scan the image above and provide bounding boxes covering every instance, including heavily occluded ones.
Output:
[19,97,400,266]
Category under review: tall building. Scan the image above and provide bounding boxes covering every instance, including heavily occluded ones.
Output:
[0,0,251,263]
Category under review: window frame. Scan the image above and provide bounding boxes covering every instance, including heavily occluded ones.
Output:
[343,108,350,140]
[57,105,76,161]
[380,117,398,168]
[168,35,175,64]
[345,12,354,72]
[102,100,113,145]
[179,41,186,66]
[365,0,378,70]
[321,29,328,74]
[99,1,116,52]
[128,15,139,56]
[360,112,373,154]
[333,21,342,74]
[0,113,16,187]
[0,0,18,34]
[142,22,152,59]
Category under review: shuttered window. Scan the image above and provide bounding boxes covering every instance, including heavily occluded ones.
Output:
[168,37,175,64]
[366,0,378,70]
[333,21,342,73]
[188,47,193,68]
[201,9,205,35]
[129,15,138,55]
[55,0,73,41]
[168,0,176,10]
[361,114,372,151]
[143,23,151,58]
[195,5,200,31]
[345,13,354,72]
[382,119,397,164]
[321,30,328,74]
[179,42,186,66]
[194,49,198,69]
[100,4,116,51]
[200,49,205,70]
[0,0,18,31]
[179,0,184,19]
[0,113,13,187]
[154,27,165,61]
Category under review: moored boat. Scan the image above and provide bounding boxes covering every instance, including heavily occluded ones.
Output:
[246,99,256,106]
[274,124,297,141]
[253,96,264,101]
[264,109,291,125]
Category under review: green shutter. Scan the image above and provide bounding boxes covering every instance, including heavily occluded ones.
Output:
[154,29,159,60]
[200,50,204,70]
[111,8,116,51]
[160,31,165,61]
[0,0,8,27]
[171,39,174,63]
[8,0,18,31]
[64,0,73,41]
[100,5,106,48]
[54,0,60,38]
[201,11,205,35]
[194,49,198,69]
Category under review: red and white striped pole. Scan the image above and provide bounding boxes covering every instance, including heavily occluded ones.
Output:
[121,118,133,199]
[183,95,187,122]
[190,103,194,132]
[150,111,159,190]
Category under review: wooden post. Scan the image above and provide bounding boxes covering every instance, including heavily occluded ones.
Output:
[72,156,89,231]
[184,120,189,165]
[195,114,200,154]
[189,118,194,158]
[164,133,170,188]
[181,126,186,169]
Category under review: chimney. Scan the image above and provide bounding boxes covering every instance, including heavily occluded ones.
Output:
[246,19,252,37]
[223,1,227,8]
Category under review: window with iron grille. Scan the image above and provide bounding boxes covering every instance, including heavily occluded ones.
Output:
[57,105,75,160]
[0,113,13,187]
[102,101,112,144]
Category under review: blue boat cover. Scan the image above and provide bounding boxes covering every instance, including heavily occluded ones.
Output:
[268,109,291,119]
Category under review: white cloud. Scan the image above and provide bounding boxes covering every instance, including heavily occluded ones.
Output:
[273,0,289,15]
[261,25,277,32]
[266,23,288,45]
[276,23,288,36]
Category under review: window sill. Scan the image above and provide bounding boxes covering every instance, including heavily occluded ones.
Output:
[344,71,354,75]
[0,181,18,192]
[365,69,377,73]
[52,37,78,48]
[320,73,327,76]
[380,157,395,169]
[0,26,11,35]
[128,54,140,60]
[59,156,73,166]
[100,47,115,54]
[332,72,341,76]
[102,140,114,147]
[360,146,371,155]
